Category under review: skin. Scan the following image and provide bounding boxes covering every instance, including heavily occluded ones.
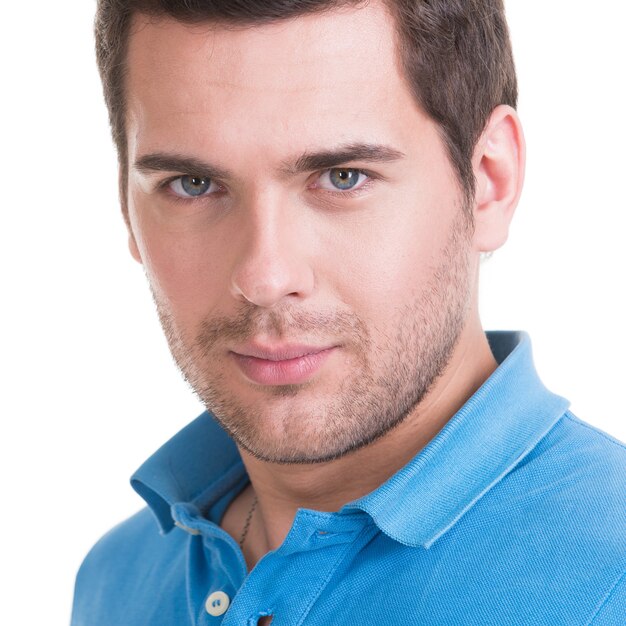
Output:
[124,0,525,573]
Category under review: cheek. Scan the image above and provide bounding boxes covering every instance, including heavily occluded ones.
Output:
[322,198,452,316]
[129,201,229,321]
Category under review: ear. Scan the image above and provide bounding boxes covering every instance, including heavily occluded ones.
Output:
[471,105,525,252]
[128,231,142,264]
[119,166,143,264]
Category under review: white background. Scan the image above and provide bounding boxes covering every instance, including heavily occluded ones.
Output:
[0,1,624,624]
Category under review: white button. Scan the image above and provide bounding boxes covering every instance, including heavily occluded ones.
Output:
[205,591,230,617]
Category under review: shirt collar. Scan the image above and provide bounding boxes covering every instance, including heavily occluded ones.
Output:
[131,414,244,534]
[131,331,569,543]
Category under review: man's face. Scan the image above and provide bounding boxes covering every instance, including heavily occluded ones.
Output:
[125,1,477,463]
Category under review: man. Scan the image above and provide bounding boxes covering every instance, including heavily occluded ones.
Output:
[72,0,625,624]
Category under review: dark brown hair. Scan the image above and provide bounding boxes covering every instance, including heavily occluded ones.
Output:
[95,0,517,206]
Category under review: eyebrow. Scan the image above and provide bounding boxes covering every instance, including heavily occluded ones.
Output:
[133,154,231,181]
[280,143,406,175]
[133,143,405,181]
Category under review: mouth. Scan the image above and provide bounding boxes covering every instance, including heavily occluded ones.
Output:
[230,343,338,386]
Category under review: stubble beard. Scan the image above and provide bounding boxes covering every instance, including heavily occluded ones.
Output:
[153,208,474,464]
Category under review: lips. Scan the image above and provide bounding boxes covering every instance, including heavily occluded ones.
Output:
[230,343,337,386]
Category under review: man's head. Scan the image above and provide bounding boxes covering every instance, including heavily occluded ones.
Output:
[95,0,524,463]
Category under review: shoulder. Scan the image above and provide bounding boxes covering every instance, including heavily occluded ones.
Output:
[71,508,189,625]
[76,506,184,573]
[523,409,625,483]
[423,411,626,622]
[530,410,626,507]
[505,410,625,552]
[486,411,626,621]
[557,410,626,458]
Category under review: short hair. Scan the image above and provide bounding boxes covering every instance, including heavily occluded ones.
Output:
[95,0,517,207]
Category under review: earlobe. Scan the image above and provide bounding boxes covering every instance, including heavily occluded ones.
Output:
[128,232,143,264]
[472,105,526,252]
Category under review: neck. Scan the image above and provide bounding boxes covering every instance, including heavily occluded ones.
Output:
[236,317,497,563]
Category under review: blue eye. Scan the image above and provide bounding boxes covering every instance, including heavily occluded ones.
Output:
[330,169,359,190]
[169,175,215,198]
[318,168,368,192]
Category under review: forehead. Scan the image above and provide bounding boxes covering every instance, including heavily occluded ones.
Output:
[124,1,430,169]
[129,3,397,80]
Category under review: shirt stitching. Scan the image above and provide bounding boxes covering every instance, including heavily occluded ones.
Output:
[585,569,626,625]
[563,412,626,451]
[294,524,375,626]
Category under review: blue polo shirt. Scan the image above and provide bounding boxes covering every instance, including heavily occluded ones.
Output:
[72,331,625,625]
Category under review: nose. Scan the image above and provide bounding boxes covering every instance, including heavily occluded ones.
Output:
[229,197,315,308]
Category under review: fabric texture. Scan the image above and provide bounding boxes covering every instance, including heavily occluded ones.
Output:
[71,331,626,625]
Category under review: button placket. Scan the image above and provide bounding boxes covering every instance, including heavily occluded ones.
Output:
[182,513,246,625]
[220,516,376,625]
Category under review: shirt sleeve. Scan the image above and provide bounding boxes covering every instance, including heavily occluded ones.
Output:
[588,571,626,625]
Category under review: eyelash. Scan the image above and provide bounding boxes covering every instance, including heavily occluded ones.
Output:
[157,168,376,201]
